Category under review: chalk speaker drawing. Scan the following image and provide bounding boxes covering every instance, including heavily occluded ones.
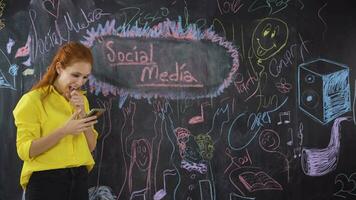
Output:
[298,58,351,124]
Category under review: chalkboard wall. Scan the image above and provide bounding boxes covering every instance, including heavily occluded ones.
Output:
[1,0,356,199]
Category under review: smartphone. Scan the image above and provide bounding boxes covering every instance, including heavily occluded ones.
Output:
[85,108,106,118]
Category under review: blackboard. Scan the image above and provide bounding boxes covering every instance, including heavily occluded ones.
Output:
[1,0,356,199]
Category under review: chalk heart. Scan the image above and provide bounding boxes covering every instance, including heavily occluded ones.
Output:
[42,0,59,18]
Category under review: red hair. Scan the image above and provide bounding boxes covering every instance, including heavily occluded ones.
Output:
[31,42,93,92]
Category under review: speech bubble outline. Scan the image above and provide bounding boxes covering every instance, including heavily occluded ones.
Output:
[82,19,239,99]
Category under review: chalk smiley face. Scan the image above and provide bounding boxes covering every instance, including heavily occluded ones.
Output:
[252,18,289,60]
[133,139,150,170]
[259,129,280,152]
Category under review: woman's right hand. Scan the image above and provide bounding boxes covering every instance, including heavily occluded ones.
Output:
[62,110,98,135]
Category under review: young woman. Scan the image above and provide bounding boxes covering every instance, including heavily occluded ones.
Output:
[13,42,99,200]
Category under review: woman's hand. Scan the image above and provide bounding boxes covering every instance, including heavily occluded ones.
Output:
[27,110,97,158]
[62,110,97,135]
[69,90,86,118]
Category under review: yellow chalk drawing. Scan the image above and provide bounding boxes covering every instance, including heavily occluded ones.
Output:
[252,18,289,61]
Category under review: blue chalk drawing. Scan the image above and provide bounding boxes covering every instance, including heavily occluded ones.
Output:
[298,58,351,124]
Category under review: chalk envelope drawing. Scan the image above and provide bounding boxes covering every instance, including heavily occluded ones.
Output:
[86,20,239,99]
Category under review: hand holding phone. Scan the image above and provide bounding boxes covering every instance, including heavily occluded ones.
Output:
[85,108,106,118]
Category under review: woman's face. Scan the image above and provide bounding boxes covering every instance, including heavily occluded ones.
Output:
[55,61,91,98]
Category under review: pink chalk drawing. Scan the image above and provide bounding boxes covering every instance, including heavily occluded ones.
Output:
[81,18,240,99]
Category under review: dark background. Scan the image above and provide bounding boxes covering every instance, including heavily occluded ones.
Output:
[1,0,356,199]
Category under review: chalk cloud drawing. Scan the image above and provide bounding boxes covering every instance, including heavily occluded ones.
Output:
[82,18,239,99]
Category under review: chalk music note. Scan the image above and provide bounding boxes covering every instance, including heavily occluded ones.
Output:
[189,102,209,124]
[297,123,304,146]
[286,128,293,146]
[220,97,235,113]
[277,111,291,125]
[293,147,301,158]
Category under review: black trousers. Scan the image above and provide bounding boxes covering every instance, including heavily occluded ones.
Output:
[25,166,89,200]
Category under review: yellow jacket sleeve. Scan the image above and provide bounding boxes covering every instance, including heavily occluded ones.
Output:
[13,94,41,161]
